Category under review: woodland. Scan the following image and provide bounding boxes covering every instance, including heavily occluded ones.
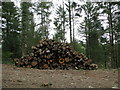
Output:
[1,1,120,69]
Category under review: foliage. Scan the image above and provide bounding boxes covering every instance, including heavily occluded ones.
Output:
[33,2,52,39]
[1,1,120,69]
[72,40,85,54]
[2,51,14,64]
[77,2,103,62]
[53,5,67,42]
[2,2,21,62]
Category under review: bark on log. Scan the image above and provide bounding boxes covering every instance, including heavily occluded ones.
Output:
[13,39,98,70]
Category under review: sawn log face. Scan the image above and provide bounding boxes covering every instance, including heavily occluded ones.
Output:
[14,39,98,70]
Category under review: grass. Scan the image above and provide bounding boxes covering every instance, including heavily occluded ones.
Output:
[2,59,14,64]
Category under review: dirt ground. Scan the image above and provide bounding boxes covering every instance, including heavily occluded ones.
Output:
[2,64,119,88]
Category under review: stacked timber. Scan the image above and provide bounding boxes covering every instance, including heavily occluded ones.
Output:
[14,39,98,70]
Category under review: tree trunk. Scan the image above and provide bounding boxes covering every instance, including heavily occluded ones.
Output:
[68,1,72,43]
[62,0,66,42]
[108,2,115,68]
[72,8,75,42]
[117,5,120,68]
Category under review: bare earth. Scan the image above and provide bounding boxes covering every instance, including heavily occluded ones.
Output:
[2,64,119,88]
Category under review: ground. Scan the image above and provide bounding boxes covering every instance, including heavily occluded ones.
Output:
[2,64,119,88]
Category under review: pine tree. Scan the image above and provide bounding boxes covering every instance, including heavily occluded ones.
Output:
[33,2,52,39]
[65,1,72,43]
[100,2,120,68]
[2,2,21,61]
[78,2,103,64]
[71,2,77,42]
[20,2,36,55]
[53,5,67,42]
[20,2,31,55]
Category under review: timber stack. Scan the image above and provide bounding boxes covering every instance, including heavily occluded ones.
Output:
[14,39,98,70]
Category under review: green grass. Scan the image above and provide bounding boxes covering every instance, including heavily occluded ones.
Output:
[2,59,14,64]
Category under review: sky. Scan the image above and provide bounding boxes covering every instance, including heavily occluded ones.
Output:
[30,0,86,43]
[11,0,86,43]
[6,0,109,43]
[35,0,87,43]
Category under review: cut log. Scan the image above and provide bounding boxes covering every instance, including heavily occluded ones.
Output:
[59,58,65,64]
[31,60,38,67]
[26,65,32,68]
[43,64,49,69]
[13,39,98,70]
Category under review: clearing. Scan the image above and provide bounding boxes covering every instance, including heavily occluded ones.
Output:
[2,64,118,88]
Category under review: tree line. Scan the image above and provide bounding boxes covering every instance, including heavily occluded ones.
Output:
[1,1,120,68]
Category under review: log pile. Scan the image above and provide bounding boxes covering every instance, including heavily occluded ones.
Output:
[14,39,98,70]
